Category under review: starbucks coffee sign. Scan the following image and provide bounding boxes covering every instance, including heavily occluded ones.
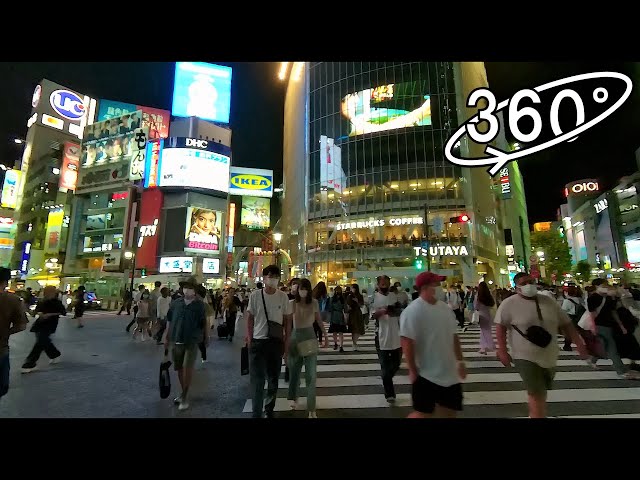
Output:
[414,245,470,257]
[335,216,423,231]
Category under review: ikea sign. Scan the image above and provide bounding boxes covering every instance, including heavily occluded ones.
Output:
[229,166,273,198]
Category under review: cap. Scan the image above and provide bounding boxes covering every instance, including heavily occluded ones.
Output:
[415,271,446,290]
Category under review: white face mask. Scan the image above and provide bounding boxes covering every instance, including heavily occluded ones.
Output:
[518,284,538,298]
[299,289,308,298]
[434,286,444,300]
[596,286,609,295]
[265,278,279,289]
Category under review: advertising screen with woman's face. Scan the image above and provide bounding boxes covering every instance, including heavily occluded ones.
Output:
[185,207,222,253]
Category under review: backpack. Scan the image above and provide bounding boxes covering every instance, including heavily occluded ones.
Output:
[567,298,586,322]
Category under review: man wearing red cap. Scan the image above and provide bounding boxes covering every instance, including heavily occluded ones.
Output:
[400,271,466,418]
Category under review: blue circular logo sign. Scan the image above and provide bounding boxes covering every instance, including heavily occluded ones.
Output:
[49,89,86,120]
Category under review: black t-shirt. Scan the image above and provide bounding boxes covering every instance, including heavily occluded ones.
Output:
[36,298,67,333]
[587,293,617,328]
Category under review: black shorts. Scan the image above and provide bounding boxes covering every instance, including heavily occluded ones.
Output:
[412,376,463,413]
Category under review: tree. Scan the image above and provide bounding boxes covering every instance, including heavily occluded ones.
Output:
[573,260,591,284]
[530,230,572,285]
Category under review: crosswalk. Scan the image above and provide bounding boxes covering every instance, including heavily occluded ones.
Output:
[242,325,640,418]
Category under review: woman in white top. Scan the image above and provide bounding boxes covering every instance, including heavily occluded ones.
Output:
[286,278,328,418]
[561,285,585,351]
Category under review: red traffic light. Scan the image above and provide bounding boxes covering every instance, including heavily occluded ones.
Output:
[450,214,470,223]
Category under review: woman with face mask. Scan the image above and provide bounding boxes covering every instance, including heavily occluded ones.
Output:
[287,278,328,417]
[328,286,347,352]
[474,282,496,355]
[133,290,151,342]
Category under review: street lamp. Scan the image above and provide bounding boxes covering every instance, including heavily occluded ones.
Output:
[273,232,283,243]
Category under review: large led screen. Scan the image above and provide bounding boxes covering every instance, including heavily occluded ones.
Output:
[185,207,222,253]
[172,62,232,124]
[341,82,431,137]
[1,170,21,209]
[241,197,270,230]
[158,147,230,193]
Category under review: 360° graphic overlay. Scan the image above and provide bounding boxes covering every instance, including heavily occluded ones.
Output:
[444,72,633,176]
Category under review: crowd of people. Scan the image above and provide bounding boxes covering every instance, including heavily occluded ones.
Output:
[2,262,640,419]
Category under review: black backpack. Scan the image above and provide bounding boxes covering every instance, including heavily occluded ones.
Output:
[567,298,586,322]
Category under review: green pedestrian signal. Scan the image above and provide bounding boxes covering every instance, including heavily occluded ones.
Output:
[414,258,423,269]
[141,268,146,277]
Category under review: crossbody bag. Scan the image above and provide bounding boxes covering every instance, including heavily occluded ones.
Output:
[512,296,553,348]
[262,289,284,341]
[292,302,319,357]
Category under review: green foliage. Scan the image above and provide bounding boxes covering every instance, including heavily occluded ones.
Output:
[530,230,573,284]
[573,260,591,283]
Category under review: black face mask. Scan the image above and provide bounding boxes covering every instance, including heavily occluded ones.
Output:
[380,287,389,295]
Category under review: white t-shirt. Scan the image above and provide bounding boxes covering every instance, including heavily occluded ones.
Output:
[400,298,459,387]
[447,291,461,309]
[372,292,401,351]
[157,296,171,320]
[494,294,571,369]
[247,289,293,340]
[133,290,143,304]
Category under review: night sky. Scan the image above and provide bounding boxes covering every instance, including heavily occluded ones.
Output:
[0,62,637,225]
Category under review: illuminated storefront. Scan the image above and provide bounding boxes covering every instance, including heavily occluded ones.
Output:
[281,62,509,289]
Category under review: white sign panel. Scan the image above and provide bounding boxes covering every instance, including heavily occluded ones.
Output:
[320,135,346,194]
[594,199,608,214]
[159,256,193,273]
[159,148,230,193]
[202,258,220,274]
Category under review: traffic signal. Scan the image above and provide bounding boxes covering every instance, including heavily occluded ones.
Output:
[141,268,147,277]
[414,258,423,269]
[449,214,470,223]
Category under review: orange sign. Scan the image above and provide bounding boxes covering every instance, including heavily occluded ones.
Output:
[533,222,552,232]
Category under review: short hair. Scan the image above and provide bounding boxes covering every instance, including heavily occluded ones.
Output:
[138,284,145,290]
[160,287,170,296]
[263,264,281,277]
[289,277,300,287]
[513,272,529,286]
[376,275,390,285]
[256,282,263,289]
[155,281,162,288]
[182,281,196,290]
[0,267,11,282]
[592,278,607,287]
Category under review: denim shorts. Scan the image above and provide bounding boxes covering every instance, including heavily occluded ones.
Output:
[0,353,9,398]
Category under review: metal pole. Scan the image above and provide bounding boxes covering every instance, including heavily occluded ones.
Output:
[424,204,431,271]
[129,225,137,294]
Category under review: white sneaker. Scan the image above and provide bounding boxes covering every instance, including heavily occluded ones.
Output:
[49,356,61,365]
[289,400,298,410]
[353,345,358,352]
[173,396,182,405]
[201,359,208,363]
[178,401,190,411]
[308,411,318,418]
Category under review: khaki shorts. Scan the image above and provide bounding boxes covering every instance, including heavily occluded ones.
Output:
[172,344,198,371]
[514,359,555,396]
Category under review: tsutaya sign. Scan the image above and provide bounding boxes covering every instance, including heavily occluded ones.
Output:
[138,219,159,247]
[336,216,423,231]
[414,245,469,257]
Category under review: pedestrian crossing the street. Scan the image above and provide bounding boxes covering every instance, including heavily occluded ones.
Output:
[242,325,640,418]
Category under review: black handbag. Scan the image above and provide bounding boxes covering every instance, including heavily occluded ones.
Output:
[159,349,172,399]
[262,289,283,340]
[512,296,553,348]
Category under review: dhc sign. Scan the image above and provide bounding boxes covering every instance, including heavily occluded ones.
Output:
[229,166,273,198]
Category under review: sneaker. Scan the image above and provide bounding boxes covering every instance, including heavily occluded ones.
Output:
[339,346,344,353]
[386,396,396,404]
[21,363,37,373]
[353,345,358,352]
[289,400,298,410]
[308,411,318,418]
[620,371,640,380]
[173,396,182,405]
[563,345,573,352]
[49,356,61,365]
[178,401,190,411]
[586,359,600,370]
[201,359,207,364]
[264,410,275,419]
[333,344,338,351]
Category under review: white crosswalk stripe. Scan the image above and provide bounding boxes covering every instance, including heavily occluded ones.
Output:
[243,327,640,418]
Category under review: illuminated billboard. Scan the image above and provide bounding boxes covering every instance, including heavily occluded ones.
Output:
[202,258,220,274]
[44,209,64,254]
[59,142,80,192]
[172,62,232,124]
[1,170,21,208]
[241,197,270,230]
[158,137,230,193]
[159,256,193,274]
[564,179,599,197]
[185,207,222,253]
[341,82,431,137]
[144,138,163,188]
[97,99,170,139]
[78,111,149,189]
[229,167,273,198]
[320,136,346,194]
[30,79,97,140]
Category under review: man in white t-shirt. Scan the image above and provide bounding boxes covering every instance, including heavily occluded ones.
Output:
[372,275,402,403]
[246,264,293,418]
[400,271,466,418]
[494,272,587,418]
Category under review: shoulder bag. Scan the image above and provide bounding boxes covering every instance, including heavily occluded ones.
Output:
[511,296,553,348]
[262,289,284,341]
[290,301,318,357]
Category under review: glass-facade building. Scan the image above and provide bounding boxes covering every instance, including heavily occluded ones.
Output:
[282,62,510,290]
